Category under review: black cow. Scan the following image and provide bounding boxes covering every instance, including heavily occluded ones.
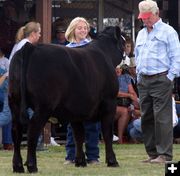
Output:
[8,26,125,173]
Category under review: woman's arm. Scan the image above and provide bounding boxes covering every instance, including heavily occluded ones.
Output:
[117,83,137,99]
[0,73,8,85]
[128,84,137,100]
[117,91,131,98]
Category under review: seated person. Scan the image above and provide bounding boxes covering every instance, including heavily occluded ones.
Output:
[115,64,138,144]
[127,102,143,143]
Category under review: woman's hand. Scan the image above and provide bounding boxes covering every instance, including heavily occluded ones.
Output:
[0,72,8,85]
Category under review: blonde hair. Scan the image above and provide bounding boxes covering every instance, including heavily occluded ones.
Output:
[65,17,90,43]
[139,0,159,15]
[15,21,41,43]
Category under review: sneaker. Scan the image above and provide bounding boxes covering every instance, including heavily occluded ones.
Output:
[113,135,119,142]
[63,160,74,165]
[50,137,60,146]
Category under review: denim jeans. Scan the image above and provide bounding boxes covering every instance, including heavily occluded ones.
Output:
[0,89,12,144]
[0,91,11,126]
[65,122,100,162]
[0,89,4,112]
[128,119,143,142]
[2,121,12,144]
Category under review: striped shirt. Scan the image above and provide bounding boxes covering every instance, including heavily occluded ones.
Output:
[135,18,180,81]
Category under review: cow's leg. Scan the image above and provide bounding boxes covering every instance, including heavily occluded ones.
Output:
[71,122,87,167]
[25,111,48,173]
[101,100,119,167]
[10,104,25,173]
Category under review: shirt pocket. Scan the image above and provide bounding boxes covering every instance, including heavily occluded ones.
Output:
[149,35,166,55]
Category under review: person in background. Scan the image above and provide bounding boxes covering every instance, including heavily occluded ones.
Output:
[8,21,41,150]
[174,101,180,143]
[119,36,134,67]
[127,102,143,143]
[0,48,12,150]
[115,64,138,144]
[135,0,180,163]
[52,26,69,46]
[125,36,134,59]
[9,21,41,62]
[64,17,100,165]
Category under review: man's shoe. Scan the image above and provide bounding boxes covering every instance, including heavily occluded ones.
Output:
[150,155,169,164]
[141,156,157,163]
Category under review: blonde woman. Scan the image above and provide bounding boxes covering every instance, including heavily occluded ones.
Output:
[0,22,41,150]
[65,17,91,47]
[9,21,41,62]
[64,17,100,165]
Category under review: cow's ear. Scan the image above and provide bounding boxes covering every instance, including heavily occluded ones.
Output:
[114,26,121,41]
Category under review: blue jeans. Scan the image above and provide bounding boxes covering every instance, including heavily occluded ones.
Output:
[128,119,143,142]
[2,121,12,144]
[0,90,12,144]
[65,122,100,162]
[0,89,4,112]
[0,91,11,126]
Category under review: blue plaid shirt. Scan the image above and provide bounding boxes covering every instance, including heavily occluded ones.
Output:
[135,18,180,81]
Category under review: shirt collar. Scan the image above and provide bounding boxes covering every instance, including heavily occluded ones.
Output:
[151,18,162,30]
[71,38,91,45]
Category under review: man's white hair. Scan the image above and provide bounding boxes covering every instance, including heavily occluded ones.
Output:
[139,0,159,14]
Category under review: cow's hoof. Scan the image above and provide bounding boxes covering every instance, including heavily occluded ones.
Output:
[27,165,38,173]
[75,163,87,167]
[75,157,87,167]
[107,161,119,167]
[13,165,25,173]
[75,161,87,167]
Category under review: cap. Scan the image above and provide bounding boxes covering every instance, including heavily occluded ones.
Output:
[138,12,153,19]
[138,0,159,19]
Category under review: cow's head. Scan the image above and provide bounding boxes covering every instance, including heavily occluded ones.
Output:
[113,26,126,62]
[98,26,126,67]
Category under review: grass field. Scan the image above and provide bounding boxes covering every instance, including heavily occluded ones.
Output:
[0,143,179,176]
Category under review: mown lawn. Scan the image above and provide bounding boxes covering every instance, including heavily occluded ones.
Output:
[0,143,179,176]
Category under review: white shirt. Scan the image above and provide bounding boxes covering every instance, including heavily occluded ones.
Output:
[9,38,30,62]
[119,55,130,66]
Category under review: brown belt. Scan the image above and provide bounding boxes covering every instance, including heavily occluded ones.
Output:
[141,71,168,78]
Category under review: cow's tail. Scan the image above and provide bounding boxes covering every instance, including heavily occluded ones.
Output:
[20,42,35,124]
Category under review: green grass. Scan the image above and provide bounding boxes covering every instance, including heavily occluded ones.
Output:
[0,143,180,176]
